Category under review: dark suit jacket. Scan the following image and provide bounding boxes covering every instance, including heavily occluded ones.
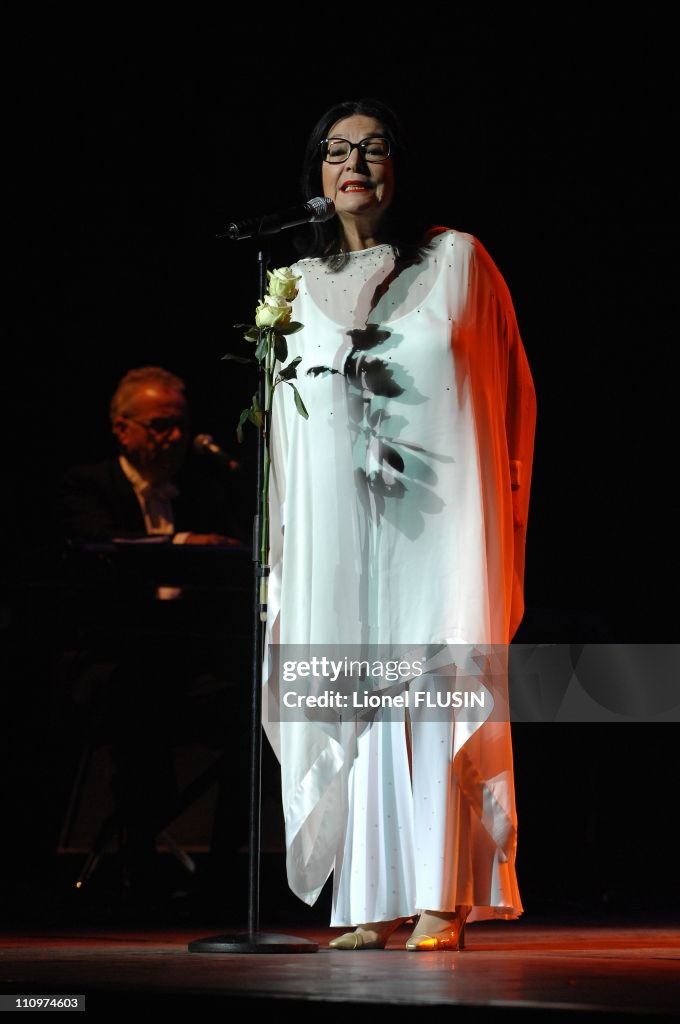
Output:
[57,455,248,543]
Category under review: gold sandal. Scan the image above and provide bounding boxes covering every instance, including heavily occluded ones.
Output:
[329,918,407,950]
[405,906,470,951]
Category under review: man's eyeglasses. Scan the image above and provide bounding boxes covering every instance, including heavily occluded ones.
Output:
[320,136,391,164]
[125,415,188,438]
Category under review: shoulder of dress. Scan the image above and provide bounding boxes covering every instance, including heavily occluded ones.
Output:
[429,230,516,317]
[289,257,324,279]
[444,231,509,286]
[291,254,325,269]
[423,227,479,258]
[432,228,476,249]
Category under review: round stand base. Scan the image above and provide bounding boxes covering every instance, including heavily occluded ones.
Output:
[188,931,319,953]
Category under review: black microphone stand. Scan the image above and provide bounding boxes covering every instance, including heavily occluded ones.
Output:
[188,246,318,954]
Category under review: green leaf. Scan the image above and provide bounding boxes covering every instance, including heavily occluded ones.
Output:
[278,355,302,381]
[288,382,309,419]
[246,395,263,428]
[276,321,304,335]
[234,324,259,343]
[236,406,251,443]
[222,353,255,364]
[274,334,288,364]
[254,333,269,362]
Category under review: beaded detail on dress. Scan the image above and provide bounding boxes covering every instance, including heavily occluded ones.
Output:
[293,234,447,328]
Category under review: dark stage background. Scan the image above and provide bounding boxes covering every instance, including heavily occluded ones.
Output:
[2,17,678,924]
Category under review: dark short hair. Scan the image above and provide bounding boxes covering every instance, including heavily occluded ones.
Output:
[295,97,433,266]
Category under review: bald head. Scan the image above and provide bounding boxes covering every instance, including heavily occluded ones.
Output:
[110,367,189,483]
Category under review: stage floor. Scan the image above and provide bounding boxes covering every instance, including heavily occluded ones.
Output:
[1,915,679,1019]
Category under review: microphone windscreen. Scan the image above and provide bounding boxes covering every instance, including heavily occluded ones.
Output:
[308,196,335,222]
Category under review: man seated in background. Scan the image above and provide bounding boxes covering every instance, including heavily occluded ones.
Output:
[57,366,250,909]
[58,365,242,546]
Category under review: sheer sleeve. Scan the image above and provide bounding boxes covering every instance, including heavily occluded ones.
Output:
[504,296,537,639]
[450,232,537,642]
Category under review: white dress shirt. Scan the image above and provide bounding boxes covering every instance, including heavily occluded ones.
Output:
[119,455,189,598]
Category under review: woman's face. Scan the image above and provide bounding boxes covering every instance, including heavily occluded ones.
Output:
[321,114,394,226]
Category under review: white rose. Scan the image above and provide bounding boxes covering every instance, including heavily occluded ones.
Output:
[255,294,293,328]
[266,266,301,301]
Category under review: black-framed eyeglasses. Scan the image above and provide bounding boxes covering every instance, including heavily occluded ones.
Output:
[320,136,391,164]
[125,415,188,438]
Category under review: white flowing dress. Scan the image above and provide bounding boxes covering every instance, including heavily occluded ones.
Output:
[263,229,536,924]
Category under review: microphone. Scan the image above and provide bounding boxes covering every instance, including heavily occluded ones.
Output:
[218,196,335,240]
[193,434,240,471]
